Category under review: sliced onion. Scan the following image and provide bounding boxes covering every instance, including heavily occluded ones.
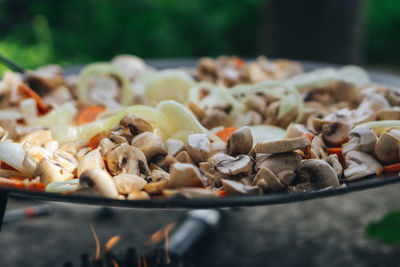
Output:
[357,120,400,135]
[20,98,38,125]
[46,179,79,193]
[249,125,286,146]
[31,102,77,127]
[0,142,32,175]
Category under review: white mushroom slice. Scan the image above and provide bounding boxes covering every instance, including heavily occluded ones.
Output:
[53,149,78,174]
[186,134,211,163]
[23,145,52,173]
[222,179,260,195]
[111,55,146,81]
[34,158,74,185]
[76,147,92,161]
[215,155,252,176]
[175,151,194,164]
[127,191,151,200]
[106,143,149,176]
[151,169,170,182]
[254,136,310,154]
[19,130,54,148]
[344,151,383,181]
[131,132,167,161]
[77,149,105,177]
[169,163,205,188]
[252,167,285,192]
[256,152,302,177]
[60,140,88,156]
[377,109,400,120]
[166,139,185,157]
[98,138,117,157]
[312,118,352,146]
[113,174,147,195]
[245,94,266,114]
[324,154,343,178]
[286,123,312,138]
[210,141,227,156]
[374,132,400,164]
[311,135,328,159]
[208,153,235,165]
[227,126,253,156]
[108,134,129,144]
[119,114,153,136]
[78,169,119,198]
[342,125,377,155]
[296,159,340,188]
[162,188,220,198]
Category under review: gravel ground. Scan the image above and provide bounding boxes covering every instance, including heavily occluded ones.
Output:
[0,183,400,267]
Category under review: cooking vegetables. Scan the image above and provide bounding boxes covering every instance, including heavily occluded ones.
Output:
[0,54,399,200]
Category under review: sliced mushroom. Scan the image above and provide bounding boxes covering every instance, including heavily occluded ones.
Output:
[144,179,169,195]
[131,132,167,161]
[286,123,312,139]
[215,155,252,176]
[175,151,195,164]
[77,149,105,177]
[108,134,129,144]
[150,168,170,182]
[344,151,382,181]
[98,138,117,157]
[312,118,351,146]
[377,109,400,120]
[113,174,147,195]
[34,158,74,185]
[245,94,266,114]
[23,145,52,173]
[127,190,151,200]
[208,153,235,165]
[162,188,220,198]
[252,167,285,192]
[227,126,253,156]
[20,130,58,152]
[374,132,400,164]
[119,113,153,138]
[296,159,340,188]
[222,179,260,195]
[169,163,205,188]
[342,125,377,155]
[53,149,79,175]
[60,140,88,156]
[324,154,343,179]
[254,136,310,154]
[107,144,149,176]
[209,141,227,156]
[166,139,185,157]
[311,134,328,159]
[76,147,92,161]
[201,109,231,129]
[78,169,118,198]
[186,134,210,163]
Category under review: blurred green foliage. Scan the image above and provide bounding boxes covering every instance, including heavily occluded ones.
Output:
[0,0,399,73]
[366,210,400,245]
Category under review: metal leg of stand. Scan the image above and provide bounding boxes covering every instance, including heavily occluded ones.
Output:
[0,193,8,232]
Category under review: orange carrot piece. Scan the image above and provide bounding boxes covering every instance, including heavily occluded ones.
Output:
[383,163,400,173]
[218,190,227,197]
[18,84,51,115]
[76,106,106,125]
[27,182,46,192]
[0,177,25,189]
[327,147,345,167]
[216,127,239,144]
[234,57,245,68]
[88,133,101,149]
[301,133,313,159]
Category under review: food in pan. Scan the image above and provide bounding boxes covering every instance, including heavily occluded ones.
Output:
[0,54,399,200]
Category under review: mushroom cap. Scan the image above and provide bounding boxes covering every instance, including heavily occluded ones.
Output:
[77,149,105,177]
[222,179,260,195]
[324,154,343,178]
[98,138,117,157]
[106,143,149,176]
[252,167,285,192]
[296,159,340,188]
[312,118,352,146]
[131,132,167,161]
[374,132,400,164]
[215,155,252,176]
[78,169,119,199]
[119,114,153,136]
[186,134,211,163]
[342,125,377,155]
[344,150,382,181]
[169,163,205,188]
[35,158,74,185]
[166,139,185,157]
[227,126,253,156]
[254,136,311,154]
[113,173,147,195]
[255,151,302,175]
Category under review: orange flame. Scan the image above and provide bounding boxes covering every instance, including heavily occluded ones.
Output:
[105,235,120,254]
[164,222,175,264]
[90,224,100,261]
[112,259,119,267]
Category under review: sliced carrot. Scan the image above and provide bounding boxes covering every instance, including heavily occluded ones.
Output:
[27,182,46,192]
[18,84,51,115]
[383,163,400,173]
[88,133,101,149]
[1,161,17,171]
[234,57,245,68]
[301,133,313,159]
[76,106,106,125]
[199,89,209,99]
[327,147,345,167]
[217,190,227,197]
[0,177,25,189]
[216,127,239,144]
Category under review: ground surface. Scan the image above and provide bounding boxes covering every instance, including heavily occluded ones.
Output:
[0,183,400,267]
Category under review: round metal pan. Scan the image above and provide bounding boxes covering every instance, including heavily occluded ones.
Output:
[1,59,399,209]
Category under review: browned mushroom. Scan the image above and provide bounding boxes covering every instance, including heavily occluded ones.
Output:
[222,179,260,195]
[377,109,400,120]
[227,126,253,156]
[201,109,231,129]
[166,139,185,157]
[252,167,285,192]
[131,132,167,161]
[254,136,310,154]
[169,163,205,188]
[295,159,340,188]
[214,155,252,176]
[106,143,149,176]
[119,113,153,141]
[374,132,400,164]
[342,125,377,155]
[323,154,343,179]
[312,118,352,146]
[186,134,210,163]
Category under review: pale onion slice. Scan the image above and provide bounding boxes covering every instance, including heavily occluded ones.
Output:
[46,179,79,193]
[0,168,28,178]
[0,142,32,176]
[157,100,219,142]
[144,69,195,105]
[249,125,286,146]
[357,120,400,135]
[30,102,77,127]
[20,98,38,125]
[0,107,23,120]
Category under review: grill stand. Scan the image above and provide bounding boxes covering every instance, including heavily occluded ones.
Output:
[0,193,8,232]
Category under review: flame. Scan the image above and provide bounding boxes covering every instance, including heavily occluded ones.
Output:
[164,222,175,264]
[145,221,176,245]
[143,256,148,267]
[137,255,141,267]
[112,259,119,267]
[89,224,100,261]
[105,235,120,254]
